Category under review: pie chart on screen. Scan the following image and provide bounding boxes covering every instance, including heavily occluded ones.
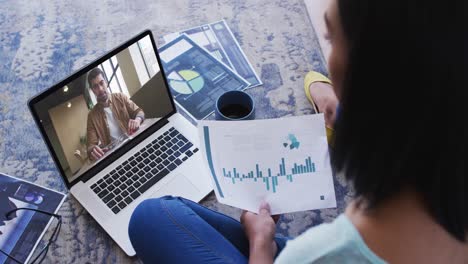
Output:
[168,70,205,95]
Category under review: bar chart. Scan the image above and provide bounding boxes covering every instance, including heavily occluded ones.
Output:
[199,115,337,214]
[222,157,317,193]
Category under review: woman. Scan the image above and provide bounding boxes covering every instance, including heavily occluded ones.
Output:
[128,0,468,262]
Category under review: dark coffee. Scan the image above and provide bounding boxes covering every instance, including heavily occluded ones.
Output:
[220,104,251,119]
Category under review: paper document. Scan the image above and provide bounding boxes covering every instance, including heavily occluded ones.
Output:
[198,114,337,214]
[159,34,250,121]
[163,20,262,88]
[0,172,65,264]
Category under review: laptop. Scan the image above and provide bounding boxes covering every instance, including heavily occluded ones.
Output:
[28,30,213,256]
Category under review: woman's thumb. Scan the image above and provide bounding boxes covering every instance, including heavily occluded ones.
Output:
[259,201,271,215]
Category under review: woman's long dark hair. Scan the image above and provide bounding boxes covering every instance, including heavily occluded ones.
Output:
[332,0,467,241]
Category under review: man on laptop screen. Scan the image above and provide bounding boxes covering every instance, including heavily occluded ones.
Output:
[33,35,171,182]
[86,67,145,162]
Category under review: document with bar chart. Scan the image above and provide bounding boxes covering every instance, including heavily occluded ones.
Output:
[198,114,336,214]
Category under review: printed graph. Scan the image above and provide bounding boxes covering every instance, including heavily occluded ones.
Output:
[200,115,336,214]
[203,126,319,197]
[222,157,316,193]
[168,69,205,95]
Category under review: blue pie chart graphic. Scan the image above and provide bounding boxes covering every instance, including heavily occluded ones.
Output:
[168,70,205,95]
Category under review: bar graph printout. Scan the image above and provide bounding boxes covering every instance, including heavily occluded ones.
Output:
[198,114,337,214]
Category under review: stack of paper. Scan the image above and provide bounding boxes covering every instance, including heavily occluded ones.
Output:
[159,20,262,121]
[0,173,65,264]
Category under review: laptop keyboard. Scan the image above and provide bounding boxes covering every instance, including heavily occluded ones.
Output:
[90,127,199,214]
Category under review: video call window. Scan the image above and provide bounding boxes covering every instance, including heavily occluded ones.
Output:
[33,36,174,183]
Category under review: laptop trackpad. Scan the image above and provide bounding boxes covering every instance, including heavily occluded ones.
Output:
[151,174,200,199]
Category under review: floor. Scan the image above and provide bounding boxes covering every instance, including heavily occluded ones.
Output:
[305,0,332,62]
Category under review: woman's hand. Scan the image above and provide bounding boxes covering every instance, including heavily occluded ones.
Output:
[241,202,277,264]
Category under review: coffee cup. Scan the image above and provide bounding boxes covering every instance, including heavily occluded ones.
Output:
[215,90,255,120]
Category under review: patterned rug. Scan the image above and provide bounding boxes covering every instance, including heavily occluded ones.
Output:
[0,0,351,262]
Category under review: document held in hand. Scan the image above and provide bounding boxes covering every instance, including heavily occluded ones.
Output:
[198,114,337,214]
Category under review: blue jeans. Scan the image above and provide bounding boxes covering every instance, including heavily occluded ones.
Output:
[128,196,288,263]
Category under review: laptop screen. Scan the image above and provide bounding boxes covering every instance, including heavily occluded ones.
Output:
[30,32,175,184]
